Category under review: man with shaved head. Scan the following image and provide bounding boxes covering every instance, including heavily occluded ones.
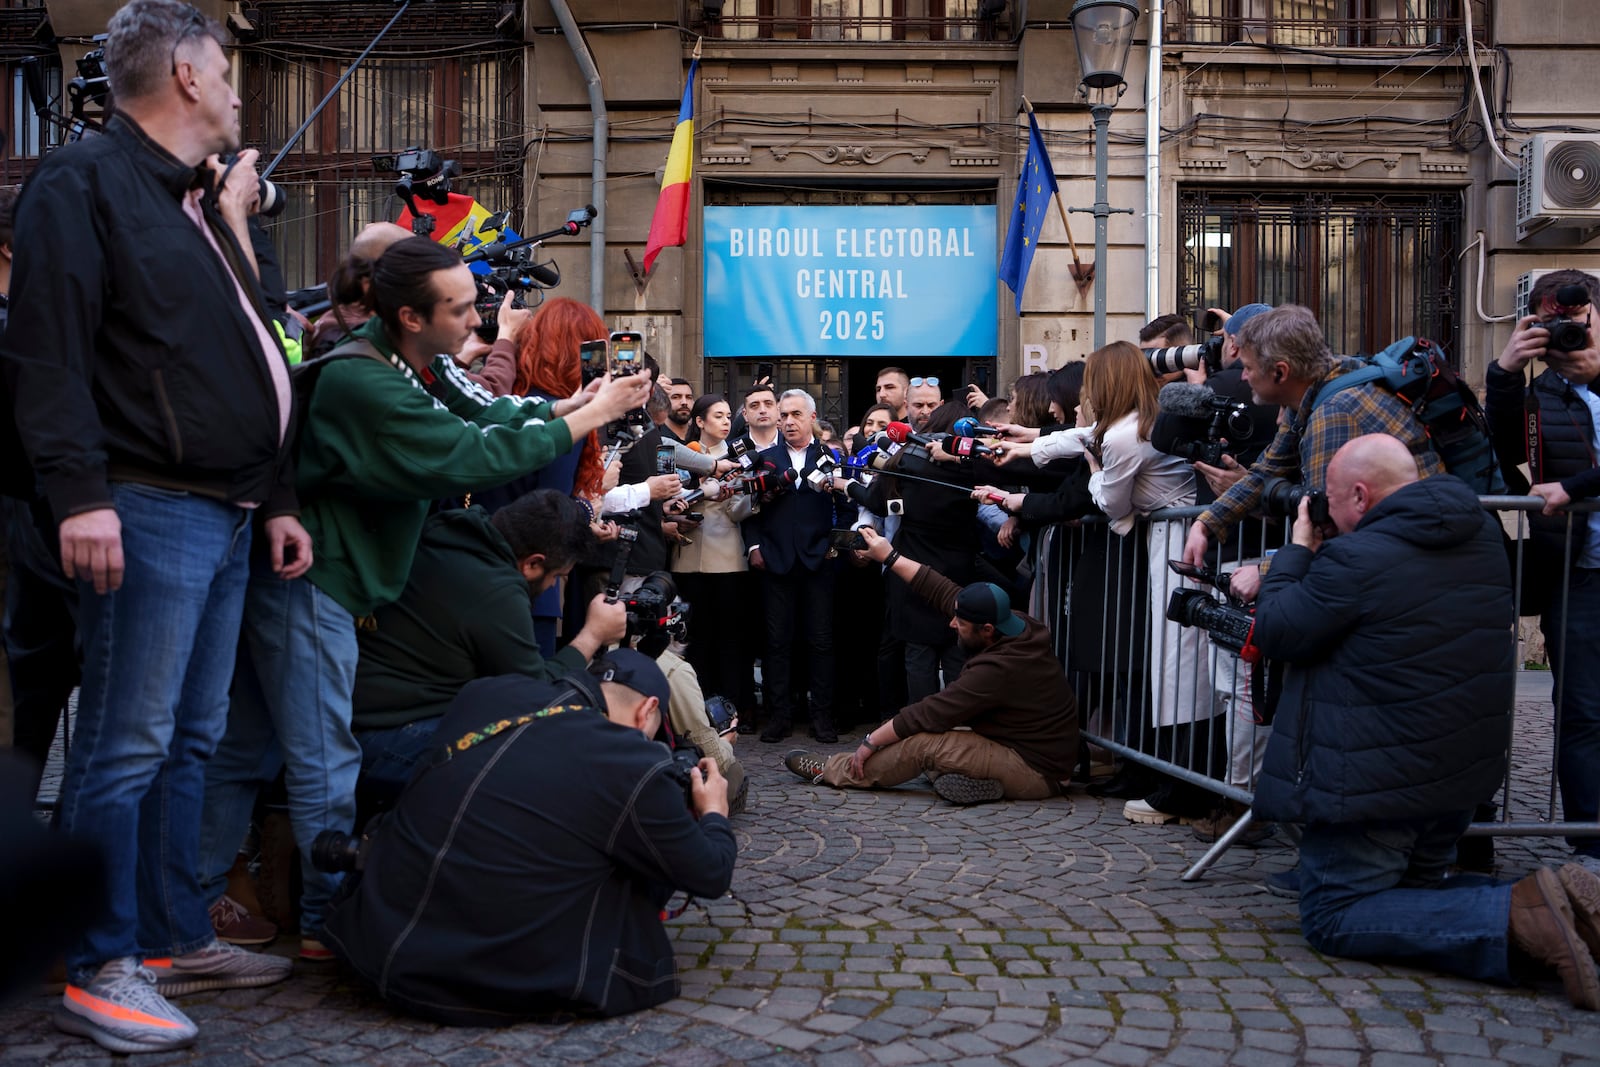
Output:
[1247,433,1600,1010]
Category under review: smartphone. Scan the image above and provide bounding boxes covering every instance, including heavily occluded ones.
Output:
[579,339,607,383]
[828,527,867,551]
[973,364,991,393]
[755,361,775,383]
[1201,309,1223,332]
[655,443,677,476]
[608,330,644,377]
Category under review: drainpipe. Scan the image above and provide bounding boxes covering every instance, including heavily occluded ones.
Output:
[1144,0,1162,318]
[549,0,607,313]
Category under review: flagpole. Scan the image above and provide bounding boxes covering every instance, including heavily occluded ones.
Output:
[1021,97,1089,291]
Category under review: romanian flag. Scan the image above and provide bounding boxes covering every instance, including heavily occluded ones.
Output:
[643,59,698,273]
[997,112,1059,313]
[397,192,507,260]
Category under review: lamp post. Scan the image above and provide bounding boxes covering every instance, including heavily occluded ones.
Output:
[1068,0,1139,351]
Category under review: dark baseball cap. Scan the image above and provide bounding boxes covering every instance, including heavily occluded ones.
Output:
[954,582,1026,638]
[590,648,672,718]
[1225,303,1272,336]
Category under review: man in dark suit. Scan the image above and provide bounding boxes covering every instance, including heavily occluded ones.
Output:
[743,389,839,743]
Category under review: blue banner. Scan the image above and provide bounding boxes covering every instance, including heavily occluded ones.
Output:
[703,205,998,358]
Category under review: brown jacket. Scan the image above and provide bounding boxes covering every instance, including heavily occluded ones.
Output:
[890,565,1079,779]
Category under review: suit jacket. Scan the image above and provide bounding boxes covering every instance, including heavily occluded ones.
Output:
[741,439,837,575]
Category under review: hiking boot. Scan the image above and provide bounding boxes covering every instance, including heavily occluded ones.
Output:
[1559,863,1600,962]
[145,940,292,997]
[209,893,278,947]
[1508,868,1600,1010]
[1123,798,1192,825]
[932,774,1005,806]
[1191,802,1273,845]
[56,958,198,1054]
[783,749,826,784]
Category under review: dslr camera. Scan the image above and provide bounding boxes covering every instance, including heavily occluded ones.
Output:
[612,570,689,642]
[1258,476,1330,527]
[1164,561,1259,659]
[1531,283,1594,354]
[1147,334,1226,376]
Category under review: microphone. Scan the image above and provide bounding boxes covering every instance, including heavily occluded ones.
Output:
[884,421,938,448]
[951,436,993,458]
[726,435,760,468]
[19,57,49,121]
[670,442,717,478]
[952,417,1004,438]
[527,260,561,287]
[1157,381,1220,418]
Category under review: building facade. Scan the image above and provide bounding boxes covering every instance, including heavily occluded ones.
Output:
[4,1,1597,431]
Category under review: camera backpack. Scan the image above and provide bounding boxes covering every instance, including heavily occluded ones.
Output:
[1310,336,1505,494]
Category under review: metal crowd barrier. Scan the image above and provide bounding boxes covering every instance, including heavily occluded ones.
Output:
[1037,496,1597,881]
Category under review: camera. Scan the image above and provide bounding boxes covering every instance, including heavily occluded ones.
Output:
[1258,476,1330,526]
[379,146,462,236]
[310,829,370,874]
[1147,335,1226,376]
[1153,384,1254,467]
[1531,283,1594,354]
[704,695,739,735]
[612,570,688,641]
[1167,588,1258,659]
[67,37,109,121]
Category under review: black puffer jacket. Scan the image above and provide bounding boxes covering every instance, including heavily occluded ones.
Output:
[1250,475,1513,825]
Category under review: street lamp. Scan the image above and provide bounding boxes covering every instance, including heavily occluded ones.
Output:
[1068,0,1139,350]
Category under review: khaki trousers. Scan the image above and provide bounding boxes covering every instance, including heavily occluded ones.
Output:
[821,730,1058,799]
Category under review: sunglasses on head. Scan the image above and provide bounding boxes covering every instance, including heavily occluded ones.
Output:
[910,376,940,388]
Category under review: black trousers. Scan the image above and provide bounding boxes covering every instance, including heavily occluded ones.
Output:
[761,565,835,733]
[674,570,757,716]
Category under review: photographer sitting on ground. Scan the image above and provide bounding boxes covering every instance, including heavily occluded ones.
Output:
[323,652,735,1023]
[350,490,629,806]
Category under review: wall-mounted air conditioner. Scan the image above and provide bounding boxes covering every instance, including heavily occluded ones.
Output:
[1518,134,1600,242]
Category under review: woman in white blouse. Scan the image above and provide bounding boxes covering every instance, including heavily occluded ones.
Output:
[1079,341,1217,820]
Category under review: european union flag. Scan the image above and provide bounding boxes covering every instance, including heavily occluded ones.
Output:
[998,112,1058,313]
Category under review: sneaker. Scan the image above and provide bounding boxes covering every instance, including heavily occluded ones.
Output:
[1559,863,1600,961]
[299,937,336,962]
[209,893,278,947]
[1123,798,1192,825]
[145,939,292,997]
[1508,868,1600,1010]
[1191,802,1274,845]
[1263,867,1300,899]
[56,957,198,1054]
[783,749,826,784]
[932,774,1005,806]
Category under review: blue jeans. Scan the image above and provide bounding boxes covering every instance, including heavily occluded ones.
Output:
[198,572,359,938]
[1546,567,1600,858]
[355,718,441,807]
[59,484,251,977]
[1297,812,1513,984]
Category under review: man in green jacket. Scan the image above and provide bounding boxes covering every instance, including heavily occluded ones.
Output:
[352,490,628,801]
[198,238,650,957]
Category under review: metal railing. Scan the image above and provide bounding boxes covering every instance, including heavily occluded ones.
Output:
[1042,497,1593,881]
[1167,0,1465,48]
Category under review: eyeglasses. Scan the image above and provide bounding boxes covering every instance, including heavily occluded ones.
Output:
[169,5,212,75]
[910,376,940,388]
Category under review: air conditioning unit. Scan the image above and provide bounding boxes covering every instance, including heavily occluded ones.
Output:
[1515,269,1600,318]
[1518,134,1600,241]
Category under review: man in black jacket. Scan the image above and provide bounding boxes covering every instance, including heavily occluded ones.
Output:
[1251,433,1600,1010]
[0,2,307,1052]
[322,654,736,1025]
[1484,268,1600,866]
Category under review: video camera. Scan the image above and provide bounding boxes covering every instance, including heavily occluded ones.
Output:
[1164,561,1260,660]
[1147,334,1226,377]
[1531,283,1595,354]
[1258,476,1330,526]
[611,570,689,642]
[1153,382,1253,467]
[378,147,462,235]
[68,37,109,124]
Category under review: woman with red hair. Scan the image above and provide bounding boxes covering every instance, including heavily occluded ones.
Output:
[469,297,612,654]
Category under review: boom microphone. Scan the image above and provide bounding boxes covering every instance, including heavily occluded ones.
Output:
[1157,381,1221,418]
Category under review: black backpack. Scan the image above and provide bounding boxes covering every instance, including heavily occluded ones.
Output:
[1311,336,1505,494]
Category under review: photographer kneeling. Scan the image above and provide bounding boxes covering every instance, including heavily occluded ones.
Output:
[322,652,736,1024]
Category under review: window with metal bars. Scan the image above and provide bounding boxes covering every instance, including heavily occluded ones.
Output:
[709,0,1005,42]
[238,3,523,290]
[1177,188,1462,361]
[1169,0,1463,48]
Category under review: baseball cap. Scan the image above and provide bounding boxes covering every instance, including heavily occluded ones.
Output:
[590,648,672,718]
[1225,303,1272,336]
[954,582,1026,638]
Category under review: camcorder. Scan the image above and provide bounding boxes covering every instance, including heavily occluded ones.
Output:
[1258,476,1330,526]
[607,568,689,643]
[1152,383,1254,467]
[1531,283,1594,354]
[471,245,559,336]
[378,147,462,235]
[1147,334,1226,376]
[1164,561,1260,660]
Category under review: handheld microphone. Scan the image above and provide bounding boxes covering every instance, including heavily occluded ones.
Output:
[951,436,993,458]
[1157,381,1220,418]
[952,417,1005,438]
[669,442,718,478]
[885,421,938,448]
[726,435,760,468]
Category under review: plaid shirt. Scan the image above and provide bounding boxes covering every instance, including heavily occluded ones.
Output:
[1200,356,1445,542]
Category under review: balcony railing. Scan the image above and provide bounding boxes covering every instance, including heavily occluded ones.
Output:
[702,1,1013,43]
[1167,0,1464,48]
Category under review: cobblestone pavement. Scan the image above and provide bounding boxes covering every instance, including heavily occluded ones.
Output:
[7,679,1600,1065]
